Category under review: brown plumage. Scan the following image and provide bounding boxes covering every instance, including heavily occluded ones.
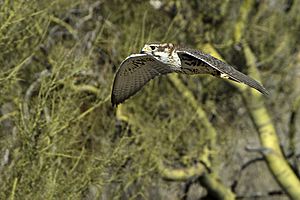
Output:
[111,43,268,106]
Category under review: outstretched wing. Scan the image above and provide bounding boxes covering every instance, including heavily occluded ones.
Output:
[111,54,172,106]
[177,49,269,95]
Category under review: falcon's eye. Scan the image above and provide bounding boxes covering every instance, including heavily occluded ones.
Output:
[150,45,156,51]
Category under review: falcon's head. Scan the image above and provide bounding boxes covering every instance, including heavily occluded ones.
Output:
[140,43,177,66]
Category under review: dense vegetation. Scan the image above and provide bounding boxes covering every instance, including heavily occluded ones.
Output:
[1,0,300,199]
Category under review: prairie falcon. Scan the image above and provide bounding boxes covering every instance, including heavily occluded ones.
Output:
[111,43,268,106]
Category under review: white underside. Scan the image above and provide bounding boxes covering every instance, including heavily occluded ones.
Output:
[153,50,182,72]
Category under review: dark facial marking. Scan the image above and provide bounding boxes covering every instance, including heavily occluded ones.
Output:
[150,45,156,50]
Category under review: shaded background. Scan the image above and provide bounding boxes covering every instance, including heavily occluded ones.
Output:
[1,0,300,199]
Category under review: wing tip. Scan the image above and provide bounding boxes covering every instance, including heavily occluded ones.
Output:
[259,86,269,97]
[111,93,119,107]
[248,80,269,97]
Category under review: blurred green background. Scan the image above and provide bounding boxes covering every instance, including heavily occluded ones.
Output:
[1,0,300,199]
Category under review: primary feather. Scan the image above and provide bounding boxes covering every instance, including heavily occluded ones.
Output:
[176,48,269,95]
[111,54,172,106]
[111,44,268,106]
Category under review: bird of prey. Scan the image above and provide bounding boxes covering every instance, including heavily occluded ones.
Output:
[111,43,268,106]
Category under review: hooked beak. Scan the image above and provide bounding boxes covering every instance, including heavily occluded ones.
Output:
[140,45,151,54]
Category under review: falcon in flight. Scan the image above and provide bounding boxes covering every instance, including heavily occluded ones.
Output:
[111,43,268,106]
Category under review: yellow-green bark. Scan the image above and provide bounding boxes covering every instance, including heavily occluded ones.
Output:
[116,97,235,200]
[203,42,300,199]
[234,0,254,44]
[168,74,217,168]
[243,43,300,200]
[158,160,235,200]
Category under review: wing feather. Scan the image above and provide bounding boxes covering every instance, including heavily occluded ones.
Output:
[111,54,172,106]
[177,49,269,95]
